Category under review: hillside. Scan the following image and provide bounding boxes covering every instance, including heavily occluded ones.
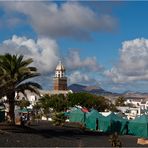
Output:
[68,84,148,100]
[68,84,114,96]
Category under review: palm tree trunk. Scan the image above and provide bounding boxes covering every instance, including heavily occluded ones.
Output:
[7,92,15,124]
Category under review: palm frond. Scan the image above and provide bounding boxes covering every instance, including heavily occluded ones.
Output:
[17,81,42,89]
[0,53,41,98]
[16,73,40,85]
[0,79,15,98]
[28,66,37,72]
[16,81,42,96]
[20,58,33,67]
[17,55,23,65]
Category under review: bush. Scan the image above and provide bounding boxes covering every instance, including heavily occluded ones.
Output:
[109,132,122,147]
[51,112,66,126]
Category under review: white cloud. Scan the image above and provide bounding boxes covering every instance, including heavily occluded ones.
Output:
[0,35,59,73]
[0,35,103,87]
[1,1,117,39]
[105,38,148,83]
[0,35,102,74]
[69,71,94,84]
[64,50,102,71]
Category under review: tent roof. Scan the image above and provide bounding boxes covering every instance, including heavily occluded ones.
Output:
[106,112,126,121]
[87,109,103,118]
[131,114,148,123]
[81,107,89,113]
[18,108,32,113]
[70,108,84,114]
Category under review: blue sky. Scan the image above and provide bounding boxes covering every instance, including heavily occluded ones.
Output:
[1,1,148,93]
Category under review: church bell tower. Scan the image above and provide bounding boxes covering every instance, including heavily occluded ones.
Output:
[53,61,67,91]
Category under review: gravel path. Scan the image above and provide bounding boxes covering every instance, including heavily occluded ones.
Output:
[0,120,147,147]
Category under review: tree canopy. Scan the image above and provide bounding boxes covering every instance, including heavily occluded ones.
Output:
[17,98,30,109]
[67,92,113,112]
[115,96,125,107]
[39,92,116,114]
[0,53,41,124]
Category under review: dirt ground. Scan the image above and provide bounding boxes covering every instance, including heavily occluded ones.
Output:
[0,120,147,147]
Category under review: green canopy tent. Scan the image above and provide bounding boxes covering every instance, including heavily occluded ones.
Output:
[128,114,148,138]
[64,111,70,117]
[18,108,32,113]
[64,107,78,117]
[99,112,128,135]
[69,108,86,124]
[85,109,105,131]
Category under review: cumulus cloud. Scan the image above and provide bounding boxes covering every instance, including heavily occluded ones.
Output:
[1,1,117,39]
[0,35,59,73]
[0,35,102,74]
[64,50,102,71]
[0,35,103,87]
[69,71,95,84]
[105,38,148,83]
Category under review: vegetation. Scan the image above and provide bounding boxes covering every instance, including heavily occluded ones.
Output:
[115,96,125,106]
[37,94,69,124]
[109,132,122,147]
[39,92,114,115]
[38,92,117,126]
[38,94,51,120]
[67,92,115,112]
[17,98,30,109]
[39,94,68,112]
[52,112,66,126]
[0,53,41,124]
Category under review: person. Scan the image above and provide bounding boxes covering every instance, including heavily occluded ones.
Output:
[27,113,30,120]
[26,113,31,125]
[20,114,25,126]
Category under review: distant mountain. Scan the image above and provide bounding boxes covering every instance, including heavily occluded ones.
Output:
[68,84,86,92]
[68,84,115,96]
[122,90,148,99]
[68,84,148,100]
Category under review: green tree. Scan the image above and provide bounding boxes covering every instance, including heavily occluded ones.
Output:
[0,54,41,124]
[50,94,69,112]
[38,94,51,120]
[38,94,69,125]
[17,97,30,109]
[39,94,68,113]
[93,96,116,112]
[52,112,66,126]
[32,103,42,121]
[115,96,125,106]
[67,92,113,112]
[33,103,41,114]
[67,92,93,108]
[109,103,118,112]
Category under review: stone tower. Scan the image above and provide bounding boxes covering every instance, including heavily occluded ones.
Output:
[53,61,67,91]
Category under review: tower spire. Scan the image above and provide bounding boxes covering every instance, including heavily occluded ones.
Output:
[53,60,67,91]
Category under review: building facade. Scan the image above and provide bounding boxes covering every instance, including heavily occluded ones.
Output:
[53,61,67,91]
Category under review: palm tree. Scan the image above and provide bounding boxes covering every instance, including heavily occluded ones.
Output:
[0,53,42,124]
[0,66,15,98]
